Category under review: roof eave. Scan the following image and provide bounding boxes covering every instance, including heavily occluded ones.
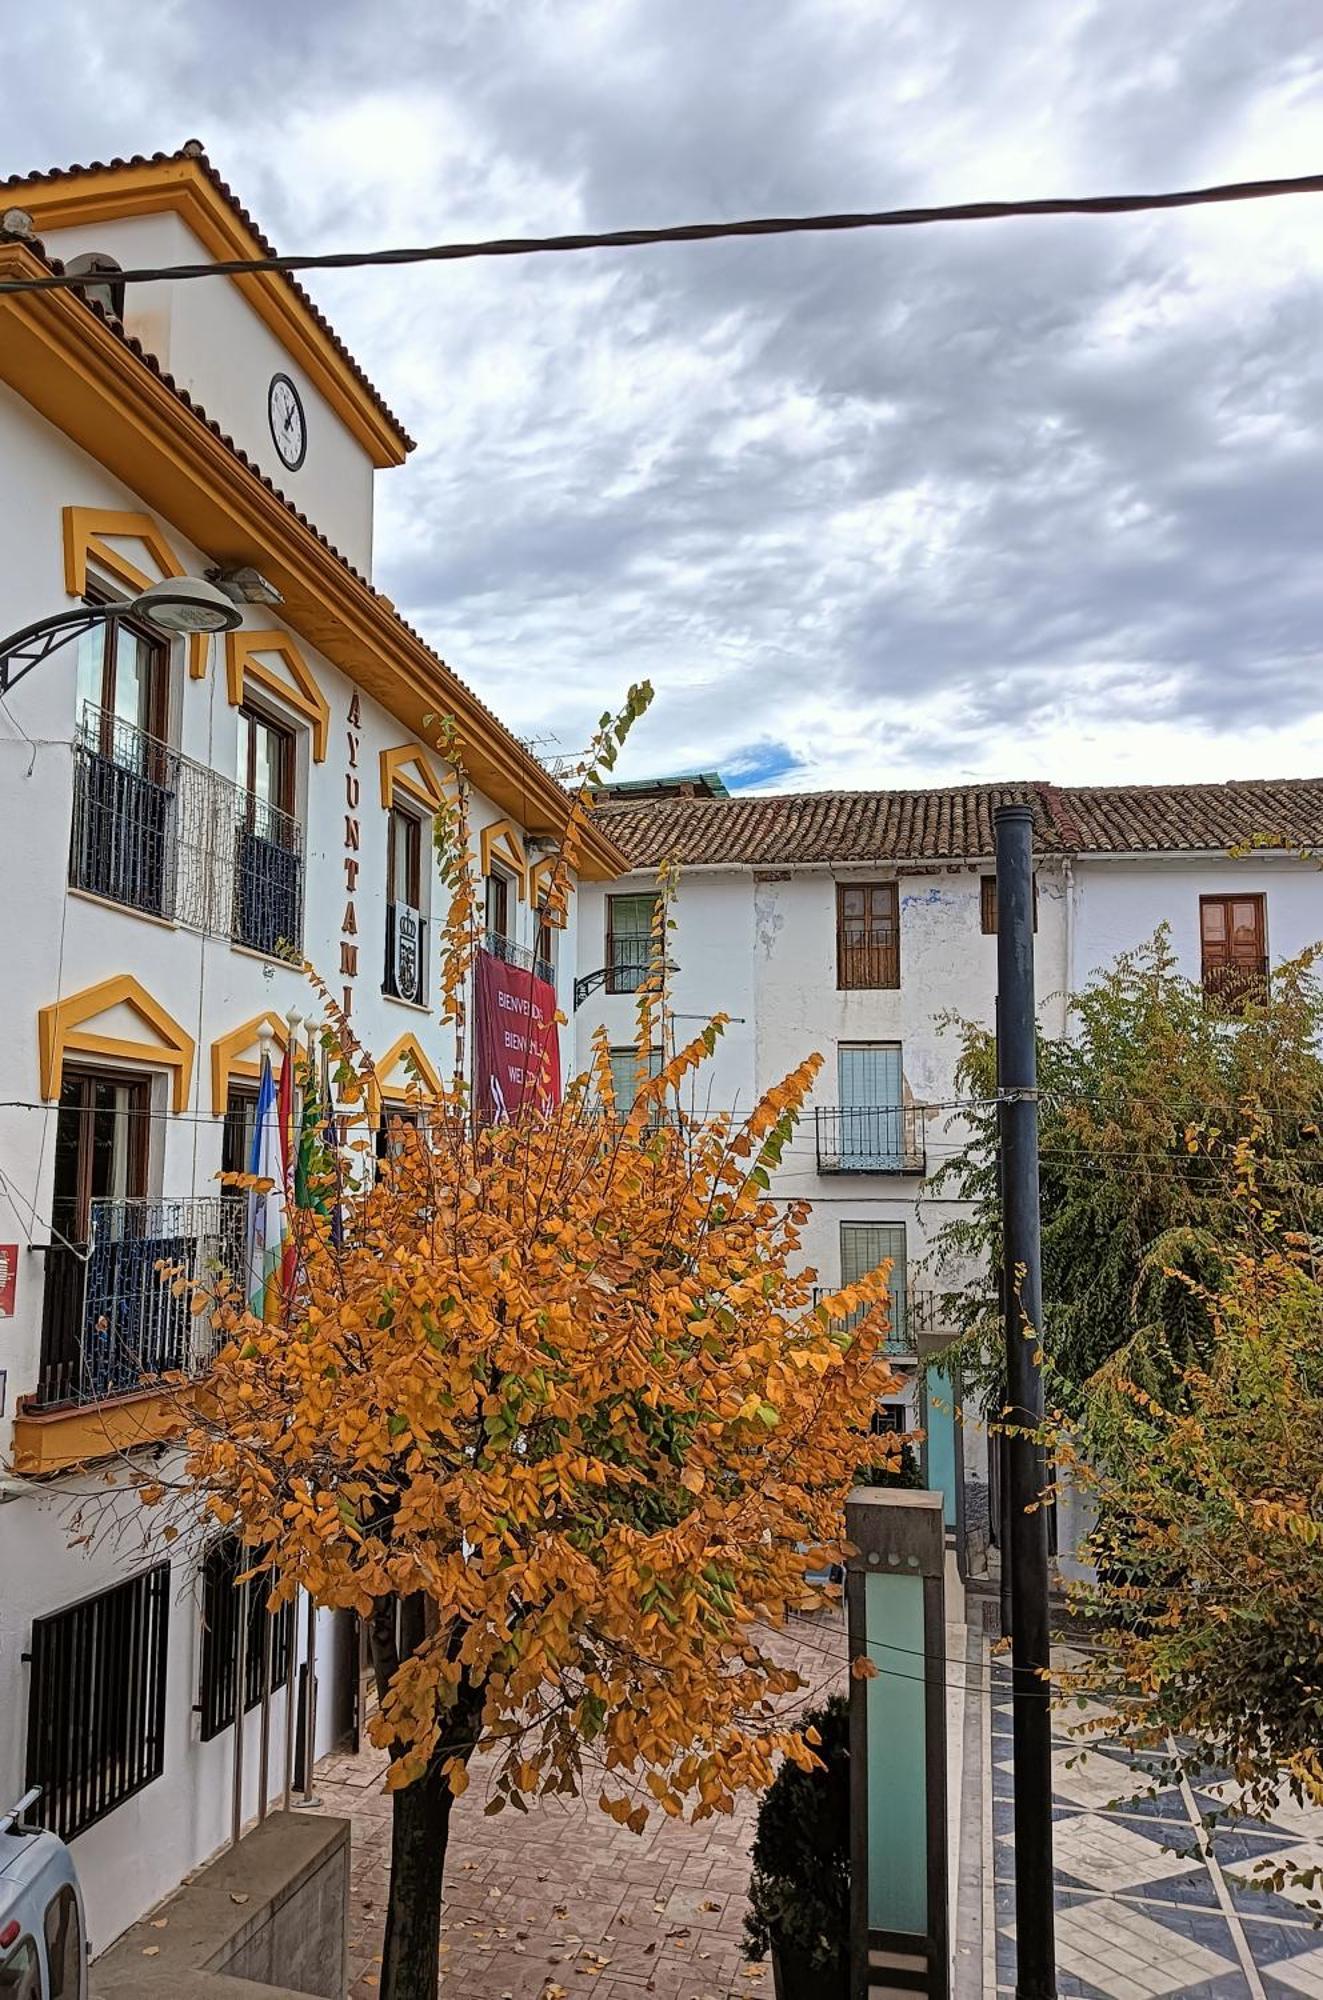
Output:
[0,237,626,883]
[14,154,413,468]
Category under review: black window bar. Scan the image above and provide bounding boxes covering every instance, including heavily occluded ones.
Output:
[24,1562,170,1842]
[69,707,178,919]
[197,1535,294,1742]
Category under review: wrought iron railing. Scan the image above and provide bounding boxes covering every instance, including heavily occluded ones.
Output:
[836,927,900,990]
[232,802,303,957]
[70,709,178,916]
[606,932,650,994]
[484,928,555,988]
[1202,957,1270,1016]
[68,705,304,954]
[815,1104,925,1174]
[34,1196,245,1410]
[811,1284,913,1352]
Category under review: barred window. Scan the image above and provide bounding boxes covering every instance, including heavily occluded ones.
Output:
[198,1536,294,1742]
[24,1563,170,1841]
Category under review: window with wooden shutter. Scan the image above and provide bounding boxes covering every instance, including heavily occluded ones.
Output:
[836,883,899,989]
[1200,894,1267,1014]
[981,876,1038,934]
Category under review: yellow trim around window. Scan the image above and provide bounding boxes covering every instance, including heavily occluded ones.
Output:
[370,1031,444,1119]
[38,973,196,1113]
[379,743,448,817]
[225,629,330,761]
[480,819,528,901]
[62,505,209,680]
[528,855,571,921]
[209,1009,290,1117]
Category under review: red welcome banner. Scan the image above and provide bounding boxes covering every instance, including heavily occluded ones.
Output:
[474,949,562,1122]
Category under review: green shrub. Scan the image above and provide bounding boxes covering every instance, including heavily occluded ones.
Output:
[744,1694,850,1971]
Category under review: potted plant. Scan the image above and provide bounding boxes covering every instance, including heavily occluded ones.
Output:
[744,1693,851,2000]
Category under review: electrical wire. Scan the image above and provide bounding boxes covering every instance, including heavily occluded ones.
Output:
[3,170,1323,297]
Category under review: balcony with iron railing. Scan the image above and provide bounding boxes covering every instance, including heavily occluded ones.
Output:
[810,1277,958,1353]
[484,927,555,988]
[69,706,304,956]
[814,1103,926,1174]
[31,1196,245,1413]
[811,1283,913,1353]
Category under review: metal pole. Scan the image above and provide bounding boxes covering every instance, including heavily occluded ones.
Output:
[994,804,1056,2000]
[298,1593,321,1807]
[230,1569,248,1848]
[282,1589,298,1812]
[257,1593,274,1823]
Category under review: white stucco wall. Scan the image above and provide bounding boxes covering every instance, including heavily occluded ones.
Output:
[1071,853,1323,987]
[0,369,573,1946]
[36,211,379,572]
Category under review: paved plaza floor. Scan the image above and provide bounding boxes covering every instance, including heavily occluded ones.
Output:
[312,1612,849,2000]
[990,1661,1323,2000]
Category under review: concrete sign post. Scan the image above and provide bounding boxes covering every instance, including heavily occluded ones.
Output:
[846,1487,949,2000]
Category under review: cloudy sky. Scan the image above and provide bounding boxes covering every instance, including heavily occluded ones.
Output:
[8,2,1323,792]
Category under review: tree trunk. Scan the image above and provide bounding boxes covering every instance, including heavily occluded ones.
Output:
[380,1753,456,2000]
[370,1594,481,2000]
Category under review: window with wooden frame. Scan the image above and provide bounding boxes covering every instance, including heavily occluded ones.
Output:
[980,875,1038,934]
[387,806,423,911]
[485,869,511,942]
[50,1067,151,1247]
[606,894,657,994]
[237,702,296,822]
[385,807,427,1005]
[836,882,899,989]
[69,602,175,915]
[197,1534,294,1742]
[1200,893,1268,1014]
[75,600,169,754]
[235,703,303,956]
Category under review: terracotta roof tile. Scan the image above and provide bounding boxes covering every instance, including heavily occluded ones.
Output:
[595,778,1323,868]
[3,142,415,452]
[1058,778,1323,854]
[594,783,1063,867]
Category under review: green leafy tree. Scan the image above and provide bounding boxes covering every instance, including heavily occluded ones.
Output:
[927,929,1323,1407]
[1056,1208,1323,1838]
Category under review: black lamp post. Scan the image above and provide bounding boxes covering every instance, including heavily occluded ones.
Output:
[0,577,242,697]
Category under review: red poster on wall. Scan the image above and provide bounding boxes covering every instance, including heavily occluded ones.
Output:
[474,950,562,1122]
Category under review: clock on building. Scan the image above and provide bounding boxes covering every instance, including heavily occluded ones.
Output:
[267,372,307,471]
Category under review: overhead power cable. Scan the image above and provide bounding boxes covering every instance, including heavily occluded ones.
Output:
[2,169,1323,297]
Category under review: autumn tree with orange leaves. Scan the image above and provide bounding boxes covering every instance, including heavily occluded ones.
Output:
[161,692,901,2000]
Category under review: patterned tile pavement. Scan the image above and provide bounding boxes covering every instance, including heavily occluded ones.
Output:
[990,1662,1323,2000]
[310,1613,849,2000]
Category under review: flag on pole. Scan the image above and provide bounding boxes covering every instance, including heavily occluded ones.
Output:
[245,1049,289,1322]
[277,1038,298,1299]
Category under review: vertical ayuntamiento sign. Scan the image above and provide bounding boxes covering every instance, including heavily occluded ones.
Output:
[474,950,562,1122]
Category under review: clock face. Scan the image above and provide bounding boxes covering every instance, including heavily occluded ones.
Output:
[267,372,307,471]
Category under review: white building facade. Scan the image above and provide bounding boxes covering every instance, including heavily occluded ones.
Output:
[0,145,623,1952]
[574,776,1323,1547]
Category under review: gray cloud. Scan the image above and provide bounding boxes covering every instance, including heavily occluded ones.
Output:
[5,0,1323,787]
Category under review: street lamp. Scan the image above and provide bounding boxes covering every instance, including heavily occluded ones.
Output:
[0,576,243,698]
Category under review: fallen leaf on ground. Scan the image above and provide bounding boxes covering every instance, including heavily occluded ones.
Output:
[149,1918,168,1929]
[142,1947,160,1957]
[701,1899,722,1911]
[229,1893,250,1906]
